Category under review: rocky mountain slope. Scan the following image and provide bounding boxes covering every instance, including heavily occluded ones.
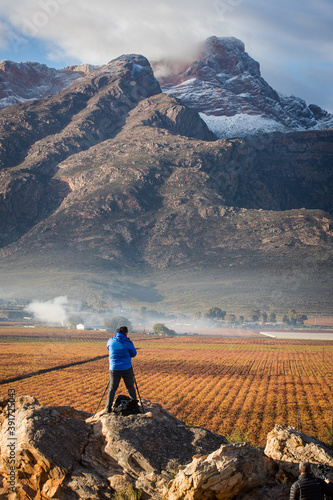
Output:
[0,51,332,311]
[153,36,333,137]
[1,395,333,499]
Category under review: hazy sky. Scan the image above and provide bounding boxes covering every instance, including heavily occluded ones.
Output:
[0,0,332,112]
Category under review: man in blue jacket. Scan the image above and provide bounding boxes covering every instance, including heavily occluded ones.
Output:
[105,325,137,413]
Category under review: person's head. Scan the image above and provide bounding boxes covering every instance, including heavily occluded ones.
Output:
[118,326,128,336]
[299,462,311,474]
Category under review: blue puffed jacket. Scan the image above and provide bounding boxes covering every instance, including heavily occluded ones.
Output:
[107,332,137,370]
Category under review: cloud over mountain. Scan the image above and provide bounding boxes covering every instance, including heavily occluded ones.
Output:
[0,0,332,111]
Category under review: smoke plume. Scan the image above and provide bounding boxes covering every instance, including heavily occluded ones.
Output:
[25,296,69,325]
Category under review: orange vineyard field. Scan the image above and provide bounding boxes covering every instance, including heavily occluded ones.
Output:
[1,328,333,446]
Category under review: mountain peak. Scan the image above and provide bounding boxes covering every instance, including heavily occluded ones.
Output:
[205,35,245,50]
[199,35,260,77]
[155,36,333,137]
[152,35,260,88]
[200,35,246,58]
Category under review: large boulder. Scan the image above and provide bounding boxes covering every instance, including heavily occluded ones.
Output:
[0,395,106,500]
[163,442,289,500]
[264,424,333,482]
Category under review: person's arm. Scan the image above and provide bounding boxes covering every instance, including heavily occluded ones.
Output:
[126,339,137,358]
[323,479,333,497]
[289,482,299,500]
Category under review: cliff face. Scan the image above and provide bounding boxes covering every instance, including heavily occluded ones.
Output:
[1,396,333,499]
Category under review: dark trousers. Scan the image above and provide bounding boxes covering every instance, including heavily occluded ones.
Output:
[105,367,137,409]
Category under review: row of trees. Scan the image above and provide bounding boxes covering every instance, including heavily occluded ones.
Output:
[282,309,308,326]
[195,307,307,325]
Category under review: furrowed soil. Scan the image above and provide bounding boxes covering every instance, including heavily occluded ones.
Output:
[1,327,332,446]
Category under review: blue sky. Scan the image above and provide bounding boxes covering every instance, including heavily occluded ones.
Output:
[0,0,332,112]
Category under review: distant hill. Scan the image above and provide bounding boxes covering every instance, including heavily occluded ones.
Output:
[0,59,98,108]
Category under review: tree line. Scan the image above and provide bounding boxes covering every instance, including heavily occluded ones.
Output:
[195,307,307,325]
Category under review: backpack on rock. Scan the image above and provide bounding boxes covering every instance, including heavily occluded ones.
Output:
[113,395,141,415]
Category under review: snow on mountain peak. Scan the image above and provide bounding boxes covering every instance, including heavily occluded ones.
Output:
[155,36,333,137]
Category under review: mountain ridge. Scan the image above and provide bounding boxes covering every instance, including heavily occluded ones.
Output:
[1,36,333,137]
[0,42,332,312]
[0,59,99,108]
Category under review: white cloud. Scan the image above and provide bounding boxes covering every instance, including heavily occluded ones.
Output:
[0,0,212,62]
[0,0,332,111]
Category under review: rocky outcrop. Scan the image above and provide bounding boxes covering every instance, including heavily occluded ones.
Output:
[0,395,226,499]
[265,424,333,481]
[1,396,333,499]
[166,425,333,500]
[0,395,96,500]
[154,36,333,137]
